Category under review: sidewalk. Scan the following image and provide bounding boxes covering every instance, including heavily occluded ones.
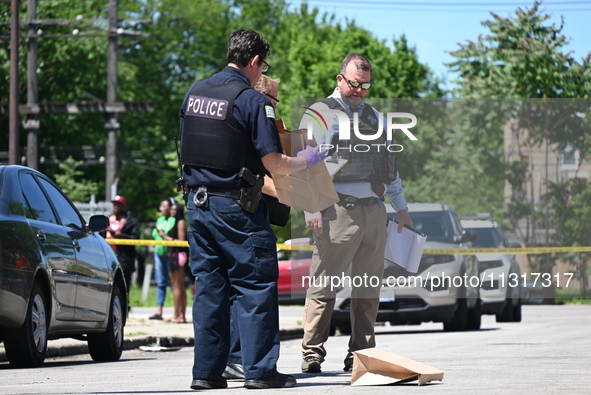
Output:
[0,306,304,363]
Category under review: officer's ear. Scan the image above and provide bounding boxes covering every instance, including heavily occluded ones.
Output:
[249,55,261,70]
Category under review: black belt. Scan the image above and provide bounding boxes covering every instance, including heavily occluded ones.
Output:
[336,193,378,209]
[189,186,241,200]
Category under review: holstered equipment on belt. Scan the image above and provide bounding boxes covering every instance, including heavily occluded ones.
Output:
[237,167,264,213]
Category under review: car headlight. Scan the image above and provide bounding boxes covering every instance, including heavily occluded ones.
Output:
[423,277,450,292]
[478,259,504,274]
[419,254,455,272]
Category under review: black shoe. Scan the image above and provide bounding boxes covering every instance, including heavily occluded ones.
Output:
[190,377,227,390]
[343,356,354,372]
[244,372,296,389]
[223,363,245,381]
[301,356,322,373]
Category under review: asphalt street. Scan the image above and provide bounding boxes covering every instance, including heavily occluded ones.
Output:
[1,304,590,394]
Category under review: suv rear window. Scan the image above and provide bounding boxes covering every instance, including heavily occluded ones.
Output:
[465,227,504,248]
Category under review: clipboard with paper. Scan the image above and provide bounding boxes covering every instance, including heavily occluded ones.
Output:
[384,218,427,273]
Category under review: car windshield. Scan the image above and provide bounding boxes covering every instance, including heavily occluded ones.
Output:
[464,227,502,248]
[388,211,452,243]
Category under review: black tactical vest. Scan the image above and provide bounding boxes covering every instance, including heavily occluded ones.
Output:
[179,79,264,174]
[323,98,397,184]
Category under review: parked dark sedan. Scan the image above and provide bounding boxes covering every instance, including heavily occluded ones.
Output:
[0,165,127,367]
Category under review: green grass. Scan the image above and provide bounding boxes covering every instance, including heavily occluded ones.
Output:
[555,288,591,304]
[126,331,150,337]
[128,284,193,307]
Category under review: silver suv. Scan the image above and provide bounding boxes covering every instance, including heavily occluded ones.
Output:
[331,203,482,332]
[460,218,522,322]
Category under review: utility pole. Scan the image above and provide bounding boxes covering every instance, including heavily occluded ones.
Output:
[105,0,119,201]
[1,0,152,190]
[25,0,39,169]
[9,0,19,165]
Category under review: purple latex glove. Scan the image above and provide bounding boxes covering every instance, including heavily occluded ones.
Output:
[295,145,328,169]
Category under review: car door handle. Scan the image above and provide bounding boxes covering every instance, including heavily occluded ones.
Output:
[73,240,81,250]
[37,232,47,242]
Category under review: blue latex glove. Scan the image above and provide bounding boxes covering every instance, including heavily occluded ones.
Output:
[295,145,328,169]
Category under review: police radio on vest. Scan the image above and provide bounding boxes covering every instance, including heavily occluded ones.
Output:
[186,95,228,120]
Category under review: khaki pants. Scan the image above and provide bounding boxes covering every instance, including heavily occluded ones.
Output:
[302,201,388,362]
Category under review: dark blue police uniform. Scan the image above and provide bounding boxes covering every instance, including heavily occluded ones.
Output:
[179,66,283,381]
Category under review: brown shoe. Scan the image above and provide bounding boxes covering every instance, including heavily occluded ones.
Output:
[301,356,322,373]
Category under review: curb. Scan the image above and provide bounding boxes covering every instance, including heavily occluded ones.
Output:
[0,328,303,364]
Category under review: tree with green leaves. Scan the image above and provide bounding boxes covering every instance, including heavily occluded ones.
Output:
[447,1,591,294]
[1,0,442,239]
[54,156,98,202]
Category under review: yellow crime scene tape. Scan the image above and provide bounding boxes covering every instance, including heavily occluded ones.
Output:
[107,239,591,255]
[106,239,189,247]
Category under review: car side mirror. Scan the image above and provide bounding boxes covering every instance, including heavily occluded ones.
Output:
[88,215,109,233]
[456,229,477,244]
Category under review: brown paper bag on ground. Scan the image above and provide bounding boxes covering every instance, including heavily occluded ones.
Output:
[272,119,342,213]
[351,348,444,386]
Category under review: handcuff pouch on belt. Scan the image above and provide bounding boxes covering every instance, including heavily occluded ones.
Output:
[191,167,263,214]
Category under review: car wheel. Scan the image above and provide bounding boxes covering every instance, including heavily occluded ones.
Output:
[329,325,336,337]
[337,322,352,335]
[496,286,521,323]
[443,297,468,332]
[467,299,482,330]
[512,297,522,323]
[3,281,48,368]
[88,283,125,361]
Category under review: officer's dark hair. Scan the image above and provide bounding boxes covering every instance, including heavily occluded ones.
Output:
[227,29,270,68]
[340,53,372,76]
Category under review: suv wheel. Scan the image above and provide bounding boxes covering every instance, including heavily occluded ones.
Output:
[512,298,522,322]
[497,278,523,323]
[443,297,467,332]
[467,299,482,330]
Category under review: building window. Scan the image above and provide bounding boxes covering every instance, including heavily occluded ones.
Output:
[560,143,579,170]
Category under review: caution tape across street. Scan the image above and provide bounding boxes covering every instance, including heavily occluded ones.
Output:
[107,239,591,255]
[106,239,189,247]
[275,244,591,255]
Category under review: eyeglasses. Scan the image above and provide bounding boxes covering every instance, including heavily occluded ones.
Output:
[340,74,372,90]
[264,92,280,106]
[262,60,270,74]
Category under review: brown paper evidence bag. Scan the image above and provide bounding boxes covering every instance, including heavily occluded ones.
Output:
[272,118,345,213]
[351,348,444,386]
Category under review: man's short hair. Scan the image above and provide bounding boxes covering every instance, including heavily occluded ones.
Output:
[340,53,372,75]
[254,75,280,95]
[227,29,270,68]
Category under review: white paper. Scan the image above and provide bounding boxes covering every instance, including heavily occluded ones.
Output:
[384,220,427,273]
[323,157,347,177]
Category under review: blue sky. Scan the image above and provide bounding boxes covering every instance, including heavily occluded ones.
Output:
[289,1,591,87]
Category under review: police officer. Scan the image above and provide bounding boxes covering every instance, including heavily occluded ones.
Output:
[179,29,324,390]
